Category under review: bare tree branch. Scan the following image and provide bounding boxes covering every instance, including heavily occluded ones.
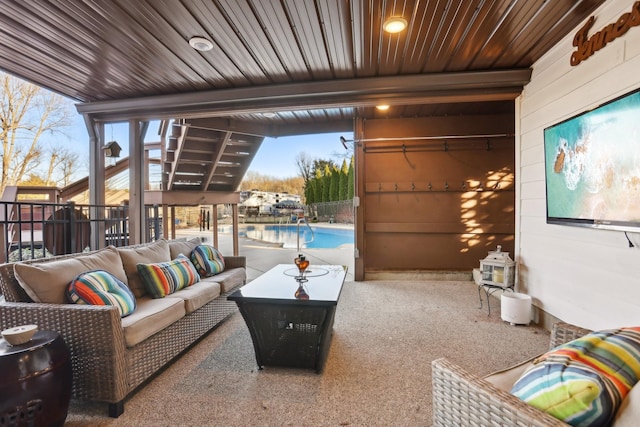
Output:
[45,145,79,187]
[0,73,74,195]
[295,152,313,183]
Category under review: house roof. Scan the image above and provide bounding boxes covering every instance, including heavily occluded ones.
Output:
[0,1,606,193]
[0,0,605,126]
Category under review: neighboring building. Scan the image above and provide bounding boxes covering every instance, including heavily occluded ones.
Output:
[240,191,301,216]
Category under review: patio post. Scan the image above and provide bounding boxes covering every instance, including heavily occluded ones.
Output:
[211,204,218,249]
[232,204,239,256]
[85,115,106,250]
[128,120,148,244]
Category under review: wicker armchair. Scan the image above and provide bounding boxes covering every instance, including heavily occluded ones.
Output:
[432,322,592,426]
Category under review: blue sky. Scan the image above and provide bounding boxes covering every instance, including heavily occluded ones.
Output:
[59,112,351,180]
[251,132,351,178]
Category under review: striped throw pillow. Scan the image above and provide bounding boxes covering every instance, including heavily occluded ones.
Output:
[67,270,136,317]
[137,254,200,298]
[190,245,225,277]
[511,327,640,426]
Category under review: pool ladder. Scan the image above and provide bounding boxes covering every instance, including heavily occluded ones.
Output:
[296,218,314,252]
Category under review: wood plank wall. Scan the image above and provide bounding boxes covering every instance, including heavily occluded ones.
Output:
[517,0,640,329]
[354,114,515,279]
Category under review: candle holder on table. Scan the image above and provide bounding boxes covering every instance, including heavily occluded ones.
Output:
[294,253,309,282]
[294,254,310,299]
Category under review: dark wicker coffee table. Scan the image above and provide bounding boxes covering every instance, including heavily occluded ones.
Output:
[228,264,347,373]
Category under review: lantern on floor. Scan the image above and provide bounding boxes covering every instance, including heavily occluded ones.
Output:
[479,245,515,289]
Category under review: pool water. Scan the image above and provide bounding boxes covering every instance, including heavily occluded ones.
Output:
[234,225,354,249]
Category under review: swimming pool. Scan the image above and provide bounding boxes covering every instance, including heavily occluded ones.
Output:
[226,224,354,249]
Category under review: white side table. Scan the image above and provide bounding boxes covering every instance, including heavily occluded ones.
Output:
[501,292,532,325]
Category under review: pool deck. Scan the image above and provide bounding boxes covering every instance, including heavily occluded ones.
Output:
[176,223,355,282]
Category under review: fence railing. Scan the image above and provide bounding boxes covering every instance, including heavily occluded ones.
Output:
[310,199,354,223]
[0,201,162,263]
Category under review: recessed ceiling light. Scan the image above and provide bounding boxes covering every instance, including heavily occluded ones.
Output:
[189,36,214,51]
[262,112,277,118]
[376,105,390,111]
[383,17,407,34]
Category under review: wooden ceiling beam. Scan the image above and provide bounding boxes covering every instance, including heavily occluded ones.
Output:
[76,69,531,122]
[186,118,270,137]
[185,116,353,137]
[144,191,241,206]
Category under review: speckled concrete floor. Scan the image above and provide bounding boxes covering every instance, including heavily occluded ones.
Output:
[65,279,549,427]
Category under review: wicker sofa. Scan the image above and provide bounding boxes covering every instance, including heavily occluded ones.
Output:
[0,238,246,418]
[432,321,640,426]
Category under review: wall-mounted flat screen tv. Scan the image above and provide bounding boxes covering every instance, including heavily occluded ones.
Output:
[544,87,640,232]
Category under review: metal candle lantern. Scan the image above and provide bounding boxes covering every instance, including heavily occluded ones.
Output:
[479,245,515,289]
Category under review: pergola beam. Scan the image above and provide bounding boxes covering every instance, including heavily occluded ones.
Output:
[144,191,240,206]
[185,117,354,138]
[76,69,531,121]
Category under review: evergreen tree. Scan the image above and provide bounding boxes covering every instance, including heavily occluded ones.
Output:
[322,165,332,202]
[330,165,340,201]
[314,169,323,202]
[347,156,355,199]
[312,159,335,177]
[305,180,315,204]
[338,159,349,200]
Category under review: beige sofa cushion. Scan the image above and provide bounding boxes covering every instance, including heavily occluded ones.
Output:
[171,281,221,313]
[168,237,201,260]
[203,267,246,292]
[483,357,536,391]
[612,382,640,427]
[118,240,171,297]
[13,246,127,304]
[120,296,185,347]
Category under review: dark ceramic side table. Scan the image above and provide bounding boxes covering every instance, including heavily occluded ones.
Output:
[0,330,73,427]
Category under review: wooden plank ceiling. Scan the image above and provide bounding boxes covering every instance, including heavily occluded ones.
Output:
[0,0,607,191]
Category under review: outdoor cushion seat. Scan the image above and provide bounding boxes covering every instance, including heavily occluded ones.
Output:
[509,327,640,426]
[190,244,225,276]
[433,322,640,427]
[167,237,201,260]
[67,270,137,317]
[120,296,185,347]
[136,254,200,298]
[13,246,128,304]
[481,355,640,427]
[171,281,221,313]
[613,382,640,426]
[484,358,536,391]
[201,267,246,292]
[0,239,246,418]
[118,240,171,298]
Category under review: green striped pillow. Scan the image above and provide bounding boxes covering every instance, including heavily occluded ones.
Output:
[67,270,136,317]
[137,254,200,298]
[511,327,640,426]
[190,245,225,277]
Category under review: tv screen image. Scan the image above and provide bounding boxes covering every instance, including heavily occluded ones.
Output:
[544,87,640,231]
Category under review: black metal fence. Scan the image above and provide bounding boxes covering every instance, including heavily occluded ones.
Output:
[0,201,162,263]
